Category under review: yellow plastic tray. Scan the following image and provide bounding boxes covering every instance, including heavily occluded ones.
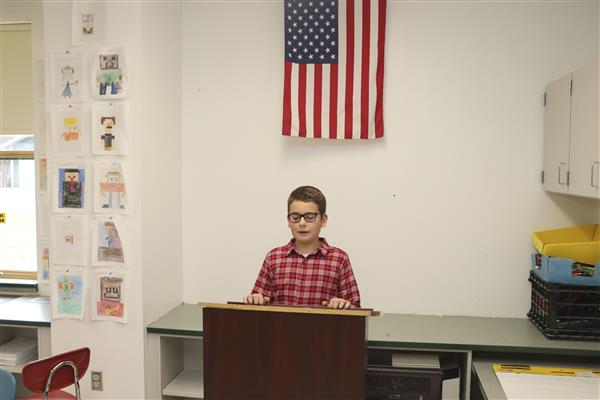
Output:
[532,224,600,265]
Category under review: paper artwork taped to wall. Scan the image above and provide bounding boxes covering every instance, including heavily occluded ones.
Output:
[92,269,128,323]
[55,163,87,212]
[94,162,128,213]
[53,266,85,319]
[92,47,128,99]
[91,102,129,155]
[39,242,50,281]
[71,0,107,45]
[92,216,126,267]
[50,105,87,156]
[50,215,88,265]
[50,51,86,102]
[38,158,48,192]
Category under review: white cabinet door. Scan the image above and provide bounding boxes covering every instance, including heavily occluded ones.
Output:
[543,74,572,194]
[569,59,600,199]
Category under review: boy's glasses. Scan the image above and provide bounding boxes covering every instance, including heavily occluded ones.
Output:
[287,212,319,223]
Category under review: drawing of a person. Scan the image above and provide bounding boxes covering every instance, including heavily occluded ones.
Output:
[103,222,122,250]
[60,65,75,98]
[61,169,83,208]
[61,117,80,142]
[97,54,122,96]
[100,116,116,150]
[100,171,125,209]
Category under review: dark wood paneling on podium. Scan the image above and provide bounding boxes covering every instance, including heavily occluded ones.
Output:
[203,307,366,400]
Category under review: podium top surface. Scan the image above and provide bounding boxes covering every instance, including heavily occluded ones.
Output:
[201,302,379,317]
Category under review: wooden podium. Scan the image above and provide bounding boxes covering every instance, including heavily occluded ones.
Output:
[202,303,378,400]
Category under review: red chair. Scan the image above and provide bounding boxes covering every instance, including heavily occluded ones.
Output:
[22,347,90,400]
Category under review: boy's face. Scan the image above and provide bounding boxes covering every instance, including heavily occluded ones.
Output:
[288,200,327,247]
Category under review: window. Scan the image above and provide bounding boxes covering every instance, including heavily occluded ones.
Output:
[1,23,37,280]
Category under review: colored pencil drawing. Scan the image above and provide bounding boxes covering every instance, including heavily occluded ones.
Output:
[39,158,47,191]
[71,1,106,45]
[91,102,129,155]
[51,105,87,156]
[94,162,128,213]
[97,221,124,263]
[53,267,85,319]
[92,48,127,99]
[93,270,128,323]
[50,51,86,102]
[58,167,85,209]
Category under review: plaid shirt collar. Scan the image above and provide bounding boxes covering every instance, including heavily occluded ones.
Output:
[284,238,331,257]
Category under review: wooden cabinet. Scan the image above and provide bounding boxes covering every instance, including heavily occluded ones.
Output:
[543,59,599,199]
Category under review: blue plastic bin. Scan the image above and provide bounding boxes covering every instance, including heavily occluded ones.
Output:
[531,252,600,286]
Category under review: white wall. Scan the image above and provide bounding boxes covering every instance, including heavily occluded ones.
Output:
[182,1,599,317]
[42,2,147,398]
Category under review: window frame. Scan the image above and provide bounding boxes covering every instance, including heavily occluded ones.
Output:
[0,149,37,280]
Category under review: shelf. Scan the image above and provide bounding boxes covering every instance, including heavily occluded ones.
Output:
[162,369,203,399]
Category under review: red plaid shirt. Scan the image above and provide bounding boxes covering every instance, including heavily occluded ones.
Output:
[252,238,361,307]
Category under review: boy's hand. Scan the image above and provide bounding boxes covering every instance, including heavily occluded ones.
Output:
[243,293,270,305]
[322,298,352,309]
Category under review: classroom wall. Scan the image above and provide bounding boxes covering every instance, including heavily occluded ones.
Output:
[181,1,600,317]
[30,0,184,395]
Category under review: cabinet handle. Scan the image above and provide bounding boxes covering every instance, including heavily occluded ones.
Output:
[592,162,600,189]
[558,163,567,185]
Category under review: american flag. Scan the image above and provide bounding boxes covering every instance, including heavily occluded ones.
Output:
[282,0,387,139]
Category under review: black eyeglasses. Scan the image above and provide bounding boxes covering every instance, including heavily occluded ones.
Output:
[287,212,319,223]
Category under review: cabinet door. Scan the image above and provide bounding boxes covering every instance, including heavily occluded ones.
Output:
[543,74,572,194]
[569,59,599,199]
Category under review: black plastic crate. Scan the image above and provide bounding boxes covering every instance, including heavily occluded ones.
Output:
[527,271,600,341]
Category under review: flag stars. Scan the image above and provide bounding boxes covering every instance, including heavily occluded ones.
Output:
[285,0,337,64]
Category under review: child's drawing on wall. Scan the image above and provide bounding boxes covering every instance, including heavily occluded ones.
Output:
[92,48,127,99]
[100,116,116,150]
[94,162,128,213]
[53,267,85,319]
[50,51,85,101]
[61,117,80,142]
[81,13,94,34]
[50,215,88,265]
[39,158,47,191]
[93,270,127,322]
[97,276,124,317]
[92,102,129,155]
[97,221,124,263]
[51,105,86,156]
[58,167,85,209]
[72,1,106,45]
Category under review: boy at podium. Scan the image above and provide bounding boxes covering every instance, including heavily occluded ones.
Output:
[244,186,361,309]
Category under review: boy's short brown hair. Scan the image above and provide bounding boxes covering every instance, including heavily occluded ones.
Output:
[287,186,326,215]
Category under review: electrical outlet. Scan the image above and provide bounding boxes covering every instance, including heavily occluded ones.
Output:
[91,371,103,391]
